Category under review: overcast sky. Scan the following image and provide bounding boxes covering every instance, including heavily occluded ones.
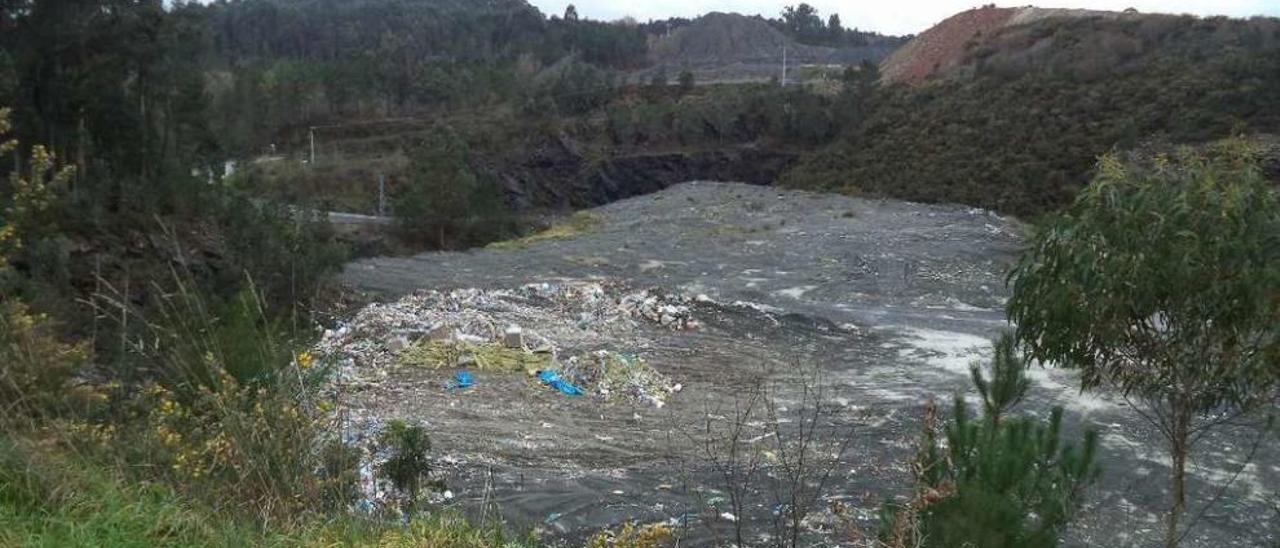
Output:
[528,0,1280,36]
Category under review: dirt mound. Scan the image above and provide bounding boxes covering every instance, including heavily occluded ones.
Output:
[647,12,896,72]
[880,6,1018,85]
[649,12,808,66]
[880,5,1132,85]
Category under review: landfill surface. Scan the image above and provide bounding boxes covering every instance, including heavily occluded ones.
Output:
[338,182,1279,547]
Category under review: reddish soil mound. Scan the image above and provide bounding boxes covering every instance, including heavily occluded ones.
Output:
[880,6,1017,85]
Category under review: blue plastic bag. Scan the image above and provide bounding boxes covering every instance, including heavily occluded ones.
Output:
[536,370,584,396]
[446,370,474,391]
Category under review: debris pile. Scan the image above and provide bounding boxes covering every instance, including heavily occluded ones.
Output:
[557,351,681,408]
[316,281,692,405]
[618,290,699,330]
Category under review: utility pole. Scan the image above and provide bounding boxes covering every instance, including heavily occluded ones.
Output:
[781,45,788,87]
[378,173,387,217]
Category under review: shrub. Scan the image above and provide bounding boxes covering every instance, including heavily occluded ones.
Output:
[587,521,675,548]
[0,300,90,422]
[88,271,350,522]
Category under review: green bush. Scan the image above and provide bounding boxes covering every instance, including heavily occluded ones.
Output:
[0,438,532,547]
[379,420,437,512]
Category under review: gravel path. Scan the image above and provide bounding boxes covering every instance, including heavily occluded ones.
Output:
[342,182,1278,547]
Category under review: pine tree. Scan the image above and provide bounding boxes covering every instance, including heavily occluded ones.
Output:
[881,333,1100,548]
[678,69,695,95]
[393,129,481,248]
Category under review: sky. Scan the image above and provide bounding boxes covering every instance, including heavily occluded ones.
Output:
[527,0,1280,36]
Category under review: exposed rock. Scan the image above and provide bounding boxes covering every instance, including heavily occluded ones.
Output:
[490,141,796,210]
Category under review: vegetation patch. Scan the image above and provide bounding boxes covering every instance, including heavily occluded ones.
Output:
[586,521,675,548]
[0,438,530,547]
[487,211,604,250]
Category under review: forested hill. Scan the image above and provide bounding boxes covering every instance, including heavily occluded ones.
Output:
[0,0,645,166]
[198,0,647,67]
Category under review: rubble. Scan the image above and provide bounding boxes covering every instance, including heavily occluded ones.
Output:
[619,290,699,330]
[555,351,679,408]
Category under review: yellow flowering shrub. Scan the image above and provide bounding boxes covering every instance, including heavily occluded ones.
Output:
[0,107,74,271]
[0,300,90,421]
[137,358,349,519]
[586,521,675,548]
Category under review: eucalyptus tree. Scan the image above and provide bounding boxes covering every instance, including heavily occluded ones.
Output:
[1007,141,1280,547]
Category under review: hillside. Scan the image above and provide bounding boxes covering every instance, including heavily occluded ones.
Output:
[879,5,1128,85]
[785,10,1280,215]
[953,10,1280,81]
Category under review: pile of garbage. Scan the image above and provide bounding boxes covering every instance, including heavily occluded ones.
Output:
[557,350,681,408]
[619,290,698,330]
[315,281,692,406]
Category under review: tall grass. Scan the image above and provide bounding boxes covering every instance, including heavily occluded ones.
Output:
[0,437,532,547]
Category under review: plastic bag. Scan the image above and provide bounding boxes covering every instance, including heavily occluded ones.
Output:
[536,369,584,396]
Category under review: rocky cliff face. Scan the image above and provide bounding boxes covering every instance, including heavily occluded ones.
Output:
[491,141,797,210]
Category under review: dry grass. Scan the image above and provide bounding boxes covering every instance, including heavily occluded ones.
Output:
[486,211,602,250]
[397,340,551,375]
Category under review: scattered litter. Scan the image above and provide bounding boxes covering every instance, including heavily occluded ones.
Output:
[619,289,699,330]
[666,512,698,527]
[720,512,738,522]
[317,281,698,376]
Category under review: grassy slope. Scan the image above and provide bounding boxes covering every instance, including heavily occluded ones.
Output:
[0,439,529,548]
